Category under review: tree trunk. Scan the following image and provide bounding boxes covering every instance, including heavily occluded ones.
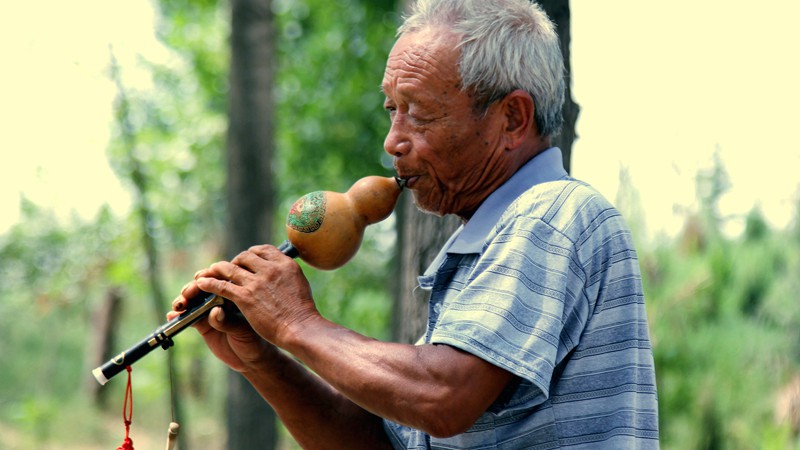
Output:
[539,0,579,175]
[109,52,188,446]
[225,0,278,448]
[86,288,123,406]
[393,197,460,344]
[392,0,578,342]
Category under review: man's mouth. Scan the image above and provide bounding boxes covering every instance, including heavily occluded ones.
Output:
[396,175,420,189]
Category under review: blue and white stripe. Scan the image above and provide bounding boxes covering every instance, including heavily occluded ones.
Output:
[384,148,659,449]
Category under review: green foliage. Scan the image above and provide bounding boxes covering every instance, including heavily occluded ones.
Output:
[694,149,732,242]
[4,0,798,448]
[2,1,400,448]
[107,0,229,252]
[0,202,143,447]
[647,226,800,449]
[642,157,800,449]
[269,0,400,339]
[273,0,398,197]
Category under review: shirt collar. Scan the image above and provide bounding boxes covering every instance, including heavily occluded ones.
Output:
[445,147,569,255]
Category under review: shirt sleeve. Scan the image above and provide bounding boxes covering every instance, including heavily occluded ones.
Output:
[428,214,588,402]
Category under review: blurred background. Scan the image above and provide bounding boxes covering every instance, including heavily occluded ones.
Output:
[1,0,798,449]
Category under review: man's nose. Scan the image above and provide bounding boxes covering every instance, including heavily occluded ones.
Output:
[383,119,411,157]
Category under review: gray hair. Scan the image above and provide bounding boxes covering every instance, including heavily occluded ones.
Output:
[399,0,565,137]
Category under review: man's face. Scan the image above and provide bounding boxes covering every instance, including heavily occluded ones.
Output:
[382,28,510,219]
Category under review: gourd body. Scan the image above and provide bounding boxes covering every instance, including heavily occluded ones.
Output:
[285,176,401,270]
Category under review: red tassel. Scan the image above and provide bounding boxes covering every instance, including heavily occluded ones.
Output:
[117,436,134,450]
[116,366,135,450]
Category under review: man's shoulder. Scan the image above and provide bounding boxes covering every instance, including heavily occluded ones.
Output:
[505,178,619,229]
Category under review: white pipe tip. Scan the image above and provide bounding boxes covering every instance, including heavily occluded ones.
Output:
[92,367,109,385]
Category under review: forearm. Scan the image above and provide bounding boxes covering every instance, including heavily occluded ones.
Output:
[277,315,513,438]
[240,345,394,450]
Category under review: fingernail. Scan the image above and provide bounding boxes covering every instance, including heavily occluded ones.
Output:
[194,270,203,279]
[215,306,225,322]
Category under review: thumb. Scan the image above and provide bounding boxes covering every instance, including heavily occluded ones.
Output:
[207,304,255,338]
[207,303,275,368]
[208,304,235,330]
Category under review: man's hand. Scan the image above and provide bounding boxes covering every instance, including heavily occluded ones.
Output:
[197,244,318,345]
[170,244,318,370]
[170,250,394,450]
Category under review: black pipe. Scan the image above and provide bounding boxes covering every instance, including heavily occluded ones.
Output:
[92,241,298,385]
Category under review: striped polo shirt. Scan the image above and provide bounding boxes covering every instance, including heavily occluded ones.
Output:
[384,148,659,449]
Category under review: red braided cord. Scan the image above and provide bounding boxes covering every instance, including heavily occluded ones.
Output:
[116,366,134,450]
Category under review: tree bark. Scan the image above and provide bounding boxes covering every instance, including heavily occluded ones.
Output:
[225,0,278,448]
[393,197,460,344]
[539,0,579,175]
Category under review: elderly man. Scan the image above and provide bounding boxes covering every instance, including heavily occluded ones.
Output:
[173,0,659,448]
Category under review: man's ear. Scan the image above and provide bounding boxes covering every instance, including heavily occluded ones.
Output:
[501,90,535,150]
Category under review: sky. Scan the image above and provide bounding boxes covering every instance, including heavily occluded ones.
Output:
[0,1,163,233]
[1,0,799,241]
[570,1,800,240]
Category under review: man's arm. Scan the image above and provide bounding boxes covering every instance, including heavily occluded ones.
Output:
[183,244,514,444]
[185,302,394,450]
[277,315,515,438]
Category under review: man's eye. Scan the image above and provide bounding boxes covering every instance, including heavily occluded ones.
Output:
[408,106,434,124]
[409,112,432,125]
[384,104,397,119]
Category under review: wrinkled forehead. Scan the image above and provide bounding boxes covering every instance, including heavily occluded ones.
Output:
[381,28,461,92]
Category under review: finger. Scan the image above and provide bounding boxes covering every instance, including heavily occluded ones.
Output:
[172,290,191,312]
[172,279,205,311]
[174,282,194,309]
[171,296,185,312]
[207,260,255,286]
[205,305,252,336]
[230,247,274,273]
[197,261,242,280]
[196,276,243,302]
[207,305,227,330]
[246,244,286,261]
[234,246,295,284]
[180,280,195,297]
